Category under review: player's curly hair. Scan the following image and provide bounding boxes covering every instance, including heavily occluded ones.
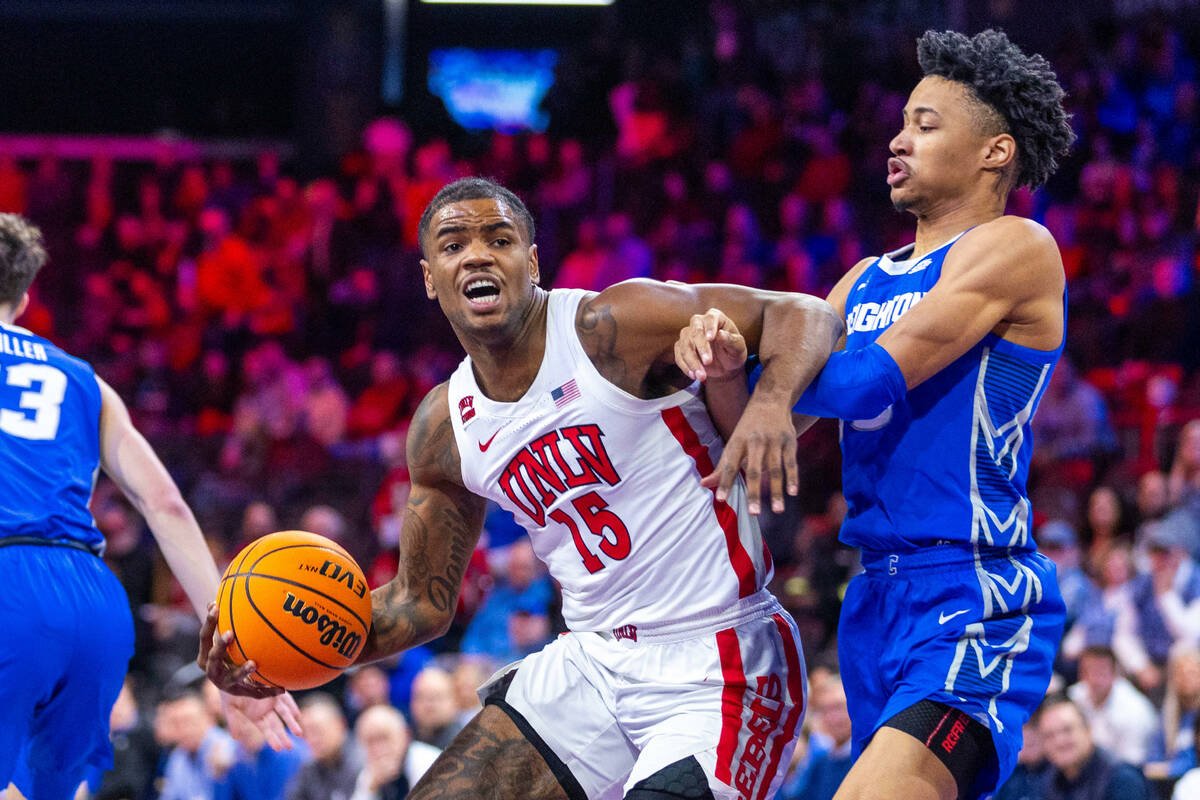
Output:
[917,29,1075,190]
[0,213,47,307]
[418,177,536,256]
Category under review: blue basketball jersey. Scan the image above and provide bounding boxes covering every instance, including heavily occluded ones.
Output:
[838,231,1063,553]
[0,321,104,551]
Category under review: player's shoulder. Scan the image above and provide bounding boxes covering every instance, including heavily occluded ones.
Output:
[957,215,1058,257]
[949,215,1063,284]
[1,323,95,377]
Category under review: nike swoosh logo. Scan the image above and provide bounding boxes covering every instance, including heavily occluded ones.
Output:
[939,609,970,625]
[856,282,869,290]
[478,431,500,452]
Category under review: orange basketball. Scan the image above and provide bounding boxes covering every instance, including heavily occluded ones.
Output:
[216,530,372,691]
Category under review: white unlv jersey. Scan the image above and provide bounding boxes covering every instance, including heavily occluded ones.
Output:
[447,289,773,633]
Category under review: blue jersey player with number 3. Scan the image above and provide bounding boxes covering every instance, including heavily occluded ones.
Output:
[676,30,1075,800]
[0,214,302,800]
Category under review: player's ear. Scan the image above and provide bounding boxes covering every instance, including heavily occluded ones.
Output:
[528,244,540,286]
[13,292,29,320]
[420,259,437,300]
[983,132,1017,172]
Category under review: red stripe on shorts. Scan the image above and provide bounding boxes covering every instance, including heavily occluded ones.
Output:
[715,626,748,786]
[755,613,807,800]
[661,406,757,597]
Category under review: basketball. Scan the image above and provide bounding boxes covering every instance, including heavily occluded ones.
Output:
[216,530,372,691]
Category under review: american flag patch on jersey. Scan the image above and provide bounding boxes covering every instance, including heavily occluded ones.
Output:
[551,379,580,408]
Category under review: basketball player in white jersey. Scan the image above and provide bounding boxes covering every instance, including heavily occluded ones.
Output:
[203,177,840,799]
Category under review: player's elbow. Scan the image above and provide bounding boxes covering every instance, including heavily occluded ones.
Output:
[143,487,192,521]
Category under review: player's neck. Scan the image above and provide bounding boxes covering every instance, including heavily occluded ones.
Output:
[461,290,550,403]
[911,195,1005,260]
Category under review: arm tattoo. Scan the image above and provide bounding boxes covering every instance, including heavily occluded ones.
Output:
[577,299,634,392]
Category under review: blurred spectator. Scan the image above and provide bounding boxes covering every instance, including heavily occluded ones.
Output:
[303,357,350,447]
[349,705,441,800]
[1033,359,1118,463]
[287,694,362,800]
[995,721,1051,800]
[409,667,465,750]
[1171,420,1200,519]
[1037,520,1097,630]
[212,721,309,800]
[157,689,235,800]
[347,352,411,439]
[461,540,553,662]
[89,679,159,800]
[347,665,393,724]
[1067,645,1159,766]
[1035,695,1149,799]
[1061,545,1151,684]
[1172,725,1200,800]
[451,658,492,727]
[778,675,852,800]
[1083,486,1131,578]
[1138,470,1172,525]
[1125,517,1200,680]
[1148,645,1200,782]
[300,504,350,548]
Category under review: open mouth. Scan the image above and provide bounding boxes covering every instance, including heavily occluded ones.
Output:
[463,277,501,308]
[887,158,909,186]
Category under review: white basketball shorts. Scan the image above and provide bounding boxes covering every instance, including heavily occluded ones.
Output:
[479,590,807,800]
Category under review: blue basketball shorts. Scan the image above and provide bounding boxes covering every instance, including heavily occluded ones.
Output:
[0,543,135,800]
[838,545,1065,799]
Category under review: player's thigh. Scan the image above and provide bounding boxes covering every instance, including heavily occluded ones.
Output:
[409,704,568,800]
[833,727,956,800]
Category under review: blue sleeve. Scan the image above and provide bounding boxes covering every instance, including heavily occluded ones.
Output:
[748,343,907,420]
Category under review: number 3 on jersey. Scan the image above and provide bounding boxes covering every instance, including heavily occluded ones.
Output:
[551,490,632,574]
[0,363,67,441]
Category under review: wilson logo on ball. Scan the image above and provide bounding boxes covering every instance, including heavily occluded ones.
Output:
[281,592,363,658]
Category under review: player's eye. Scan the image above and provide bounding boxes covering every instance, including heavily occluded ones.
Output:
[919,126,934,132]
[493,238,510,247]
[443,242,461,253]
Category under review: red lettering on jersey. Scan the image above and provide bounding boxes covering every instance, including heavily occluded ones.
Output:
[499,468,546,527]
[512,446,568,507]
[941,718,967,753]
[459,396,476,424]
[561,424,620,485]
[734,673,787,799]
[612,624,637,642]
[497,425,620,526]
[533,430,599,487]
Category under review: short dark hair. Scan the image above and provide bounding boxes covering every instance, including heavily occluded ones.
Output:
[1079,645,1117,666]
[0,214,47,307]
[418,177,536,256]
[1034,693,1084,726]
[917,29,1075,190]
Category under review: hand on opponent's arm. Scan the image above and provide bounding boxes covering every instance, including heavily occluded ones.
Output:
[585,279,840,514]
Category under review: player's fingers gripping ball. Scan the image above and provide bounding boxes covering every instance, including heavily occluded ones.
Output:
[217,530,372,690]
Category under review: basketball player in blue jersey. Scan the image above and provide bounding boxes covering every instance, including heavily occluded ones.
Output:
[676,29,1075,800]
[0,214,300,800]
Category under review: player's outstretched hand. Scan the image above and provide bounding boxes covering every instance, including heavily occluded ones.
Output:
[675,308,748,383]
[701,402,798,515]
[221,690,304,751]
[199,603,282,698]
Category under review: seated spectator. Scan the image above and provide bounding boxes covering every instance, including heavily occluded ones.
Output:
[213,719,309,800]
[450,657,492,727]
[1083,485,1132,578]
[287,694,363,800]
[88,678,159,800]
[779,675,852,800]
[350,705,441,800]
[1172,725,1200,800]
[1061,545,1152,683]
[1148,645,1200,782]
[157,689,235,800]
[409,667,465,750]
[1037,520,1097,630]
[1169,419,1200,507]
[460,539,554,662]
[1067,645,1159,765]
[1035,695,1149,799]
[995,721,1050,800]
[1127,518,1200,676]
[347,665,394,725]
[1033,357,1118,463]
[347,352,411,439]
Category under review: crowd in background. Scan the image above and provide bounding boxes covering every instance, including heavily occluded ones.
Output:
[3,5,1200,799]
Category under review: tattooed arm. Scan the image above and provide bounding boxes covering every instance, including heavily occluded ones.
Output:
[576,279,841,513]
[357,382,487,663]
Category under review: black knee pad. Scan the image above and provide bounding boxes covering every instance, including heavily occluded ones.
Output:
[625,756,715,800]
[883,699,994,799]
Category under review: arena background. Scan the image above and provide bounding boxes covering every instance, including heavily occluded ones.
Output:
[3,0,1200,798]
